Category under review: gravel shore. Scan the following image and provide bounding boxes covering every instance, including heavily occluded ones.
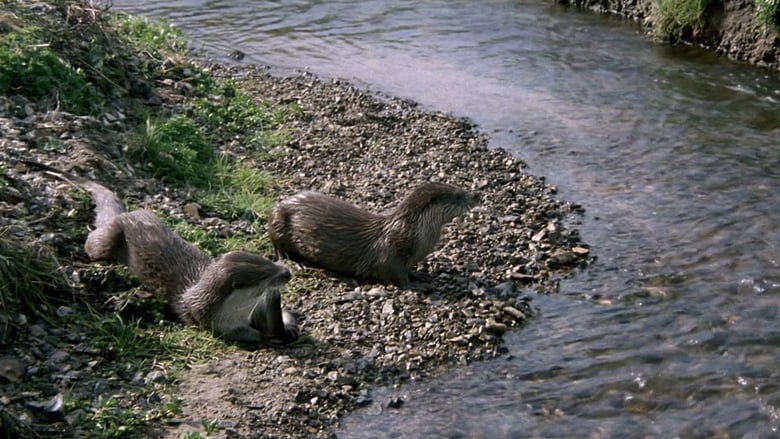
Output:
[1,63,590,438]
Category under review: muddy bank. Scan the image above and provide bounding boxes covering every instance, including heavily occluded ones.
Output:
[556,0,780,70]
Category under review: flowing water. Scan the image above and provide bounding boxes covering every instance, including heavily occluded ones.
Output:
[114,1,780,436]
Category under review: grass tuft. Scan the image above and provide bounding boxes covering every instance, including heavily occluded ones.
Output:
[200,156,277,219]
[0,29,104,114]
[129,115,216,186]
[89,310,158,363]
[88,309,229,369]
[64,390,185,438]
[188,81,303,151]
[651,0,709,40]
[0,226,71,319]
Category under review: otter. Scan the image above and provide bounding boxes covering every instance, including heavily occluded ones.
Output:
[25,161,299,346]
[267,182,479,289]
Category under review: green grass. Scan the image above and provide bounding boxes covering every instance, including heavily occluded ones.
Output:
[128,89,291,253]
[89,311,159,362]
[108,12,187,67]
[0,1,189,116]
[652,0,712,40]
[200,157,277,219]
[126,72,302,204]
[192,85,274,137]
[88,309,231,369]
[164,212,270,257]
[129,115,216,185]
[187,79,303,151]
[69,297,232,367]
[2,1,306,436]
[57,305,233,437]
[64,390,185,439]
[0,28,104,114]
[0,226,71,318]
[652,0,780,40]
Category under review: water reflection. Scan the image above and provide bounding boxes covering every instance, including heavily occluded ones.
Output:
[112,0,780,436]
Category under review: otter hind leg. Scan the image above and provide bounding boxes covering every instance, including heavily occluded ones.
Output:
[249,289,300,345]
[281,310,300,342]
[206,284,263,346]
[211,287,299,346]
[218,323,264,347]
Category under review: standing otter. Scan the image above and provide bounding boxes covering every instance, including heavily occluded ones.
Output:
[26,162,299,346]
[267,182,479,289]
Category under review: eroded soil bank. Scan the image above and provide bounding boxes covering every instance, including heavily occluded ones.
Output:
[557,0,780,70]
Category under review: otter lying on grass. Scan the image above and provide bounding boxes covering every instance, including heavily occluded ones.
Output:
[26,161,299,346]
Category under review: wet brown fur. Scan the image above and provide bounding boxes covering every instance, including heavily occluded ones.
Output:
[25,161,299,346]
[267,182,479,288]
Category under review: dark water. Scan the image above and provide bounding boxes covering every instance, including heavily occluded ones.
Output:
[114,0,780,436]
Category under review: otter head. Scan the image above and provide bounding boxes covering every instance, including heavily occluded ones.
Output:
[403,182,480,224]
[218,252,293,318]
[398,182,480,263]
[219,251,292,291]
[206,252,298,345]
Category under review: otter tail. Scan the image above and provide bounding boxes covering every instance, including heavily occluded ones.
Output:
[81,181,125,229]
[22,160,126,228]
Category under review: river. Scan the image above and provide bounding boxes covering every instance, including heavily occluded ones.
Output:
[113,0,780,437]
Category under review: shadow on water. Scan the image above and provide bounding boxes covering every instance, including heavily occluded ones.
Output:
[112,0,780,436]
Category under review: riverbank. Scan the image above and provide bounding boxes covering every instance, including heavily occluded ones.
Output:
[0,2,589,437]
[556,0,780,70]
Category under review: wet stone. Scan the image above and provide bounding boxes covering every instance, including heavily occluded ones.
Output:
[28,325,47,338]
[386,397,404,409]
[47,351,70,364]
[144,370,167,384]
[502,305,527,320]
[0,356,27,383]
